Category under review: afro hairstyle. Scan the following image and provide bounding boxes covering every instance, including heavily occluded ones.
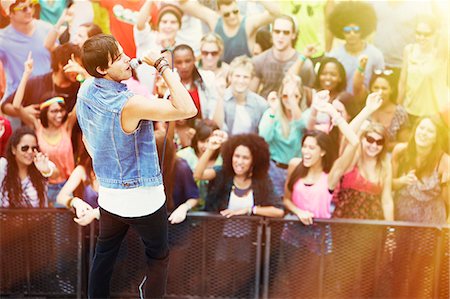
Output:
[327,1,377,40]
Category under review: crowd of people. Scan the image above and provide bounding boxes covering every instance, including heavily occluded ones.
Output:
[0,0,449,227]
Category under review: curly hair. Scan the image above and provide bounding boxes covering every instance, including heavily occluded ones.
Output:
[2,127,46,208]
[221,133,270,180]
[327,1,377,39]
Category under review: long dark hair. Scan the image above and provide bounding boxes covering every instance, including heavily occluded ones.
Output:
[287,130,336,192]
[398,116,445,179]
[2,127,46,208]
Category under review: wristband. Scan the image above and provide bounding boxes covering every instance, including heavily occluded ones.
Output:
[154,57,166,69]
[252,205,257,215]
[357,66,365,73]
[76,74,85,83]
[40,165,54,178]
[158,64,170,75]
[269,114,275,119]
[299,54,307,62]
[66,197,75,209]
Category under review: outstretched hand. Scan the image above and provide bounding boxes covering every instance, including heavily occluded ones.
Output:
[33,150,51,174]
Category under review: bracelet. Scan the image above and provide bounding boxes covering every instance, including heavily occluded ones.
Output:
[40,165,54,178]
[76,74,85,83]
[66,197,75,209]
[357,66,365,73]
[269,114,275,119]
[299,54,307,62]
[154,57,167,69]
[158,64,170,75]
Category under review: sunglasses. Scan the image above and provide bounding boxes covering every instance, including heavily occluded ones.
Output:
[365,135,384,146]
[373,69,394,76]
[343,26,360,33]
[281,94,300,100]
[223,9,239,18]
[48,108,65,114]
[21,145,39,152]
[12,3,36,12]
[201,50,219,57]
[273,29,291,36]
[415,30,433,38]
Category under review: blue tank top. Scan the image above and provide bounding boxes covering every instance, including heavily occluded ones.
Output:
[214,16,251,64]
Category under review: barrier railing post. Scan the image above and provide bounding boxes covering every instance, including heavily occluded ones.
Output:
[262,219,271,299]
[254,219,263,299]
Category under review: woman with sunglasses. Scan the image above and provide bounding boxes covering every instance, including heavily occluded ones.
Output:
[1,126,56,208]
[392,116,449,224]
[197,33,230,98]
[12,54,77,206]
[327,1,384,95]
[397,15,447,123]
[353,63,410,150]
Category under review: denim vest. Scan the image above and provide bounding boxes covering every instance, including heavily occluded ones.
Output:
[76,78,162,189]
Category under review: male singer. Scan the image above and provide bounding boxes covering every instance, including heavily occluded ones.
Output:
[76,34,197,298]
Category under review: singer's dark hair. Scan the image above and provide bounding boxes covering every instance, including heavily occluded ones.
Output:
[173,44,203,85]
[82,34,120,78]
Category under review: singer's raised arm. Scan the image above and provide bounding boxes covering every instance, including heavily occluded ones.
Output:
[122,51,198,133]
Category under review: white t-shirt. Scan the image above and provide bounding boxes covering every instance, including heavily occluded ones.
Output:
[231,104,252,135]
[98,184,166,217]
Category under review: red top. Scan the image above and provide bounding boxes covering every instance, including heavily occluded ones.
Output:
[0,116,12,157]
[188,86,202,119]
[341,166,382,195]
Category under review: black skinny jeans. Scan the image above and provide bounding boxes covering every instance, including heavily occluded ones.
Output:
[89,204,169,299]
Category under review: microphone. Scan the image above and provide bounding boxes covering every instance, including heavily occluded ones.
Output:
[130,49,171,70]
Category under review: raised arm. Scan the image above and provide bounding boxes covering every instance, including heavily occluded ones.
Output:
[348,92,383,133]
[178,0,218,31]
[122,51,198,132]
[246,1,281,37]
[396,46,409,105]
[136,0,153,31]
[193,130,227,181]
[12,53,39,129]
[44,9,71,52]
[352,55,368,101]
[328,137,360,190]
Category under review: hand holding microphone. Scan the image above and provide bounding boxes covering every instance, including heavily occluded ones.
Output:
[130,49,171,73]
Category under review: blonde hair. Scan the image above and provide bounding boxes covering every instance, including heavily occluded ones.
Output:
[277,74,303,137]
[200,33,224,54]
[228,55,254,77]
[360,122,389,185]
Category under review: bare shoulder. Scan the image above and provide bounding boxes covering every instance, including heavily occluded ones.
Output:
[392,143,407,159]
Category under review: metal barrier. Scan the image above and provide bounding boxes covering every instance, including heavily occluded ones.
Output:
[1,209,448,299]
[264,217,450,299]
[108,212,264,299]
[0,209,84,298]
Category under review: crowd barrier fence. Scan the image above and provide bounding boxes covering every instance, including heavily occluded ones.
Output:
[1,209,448,299]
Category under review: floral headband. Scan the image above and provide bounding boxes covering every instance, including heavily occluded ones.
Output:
[40,97,65,110]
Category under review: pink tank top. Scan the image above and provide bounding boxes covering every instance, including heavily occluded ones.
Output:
[292,172,332,219]
[36,125,74,184]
